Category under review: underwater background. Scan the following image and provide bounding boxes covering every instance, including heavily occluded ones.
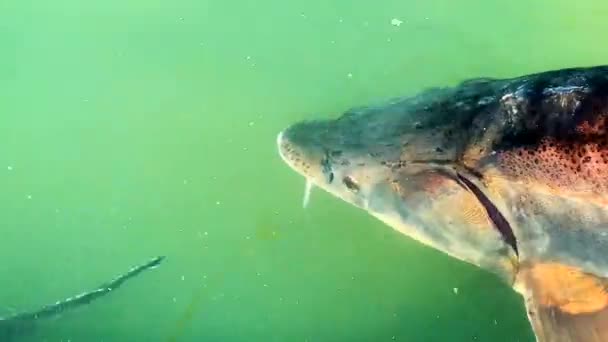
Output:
[2,0,608,341]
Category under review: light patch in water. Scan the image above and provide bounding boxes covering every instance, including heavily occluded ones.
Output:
[303,179,313,208]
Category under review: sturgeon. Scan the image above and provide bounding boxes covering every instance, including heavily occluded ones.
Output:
[0,255,164,341]
[277,65,608,342]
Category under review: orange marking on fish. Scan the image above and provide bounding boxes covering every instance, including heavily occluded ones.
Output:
[521,263,608,315]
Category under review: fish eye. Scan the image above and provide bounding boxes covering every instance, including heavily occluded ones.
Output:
[342,176,360,192]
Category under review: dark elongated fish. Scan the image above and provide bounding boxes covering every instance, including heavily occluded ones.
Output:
[277,65,608,342]
[0,256,165,341]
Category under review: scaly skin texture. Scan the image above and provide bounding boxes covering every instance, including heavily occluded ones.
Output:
[277,65,608,342]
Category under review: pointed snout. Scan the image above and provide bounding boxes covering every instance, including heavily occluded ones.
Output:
[277,130,287,163]
[276,125,326,182]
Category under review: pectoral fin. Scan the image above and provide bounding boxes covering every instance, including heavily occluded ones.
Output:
[516,262,608,342]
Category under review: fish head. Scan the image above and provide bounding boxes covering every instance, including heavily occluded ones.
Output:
[277,84,519,283]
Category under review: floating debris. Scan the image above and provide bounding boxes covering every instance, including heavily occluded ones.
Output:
[391,18,403,26]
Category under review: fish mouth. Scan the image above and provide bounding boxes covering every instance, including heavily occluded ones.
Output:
[276,130,305,176]
[276,131,288,162]
[454,172,519,256]
[277,130,317,208]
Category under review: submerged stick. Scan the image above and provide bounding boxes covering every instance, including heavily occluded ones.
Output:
[0,255,165,341]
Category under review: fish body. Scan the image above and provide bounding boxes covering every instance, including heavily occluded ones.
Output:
[0,256,164,341]
[277,65,608,341]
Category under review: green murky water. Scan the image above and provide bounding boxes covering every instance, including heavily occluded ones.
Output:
[2,0,608,341]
